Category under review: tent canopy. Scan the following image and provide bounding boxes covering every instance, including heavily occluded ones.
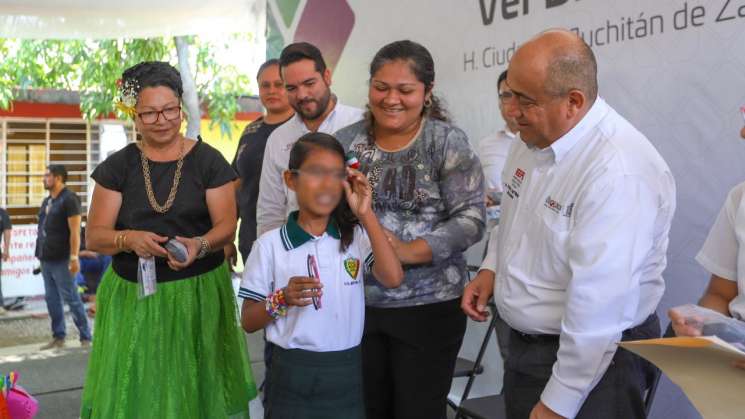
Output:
[0,0,264,39]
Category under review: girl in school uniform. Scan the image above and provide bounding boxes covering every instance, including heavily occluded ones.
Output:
[239,132,403,419]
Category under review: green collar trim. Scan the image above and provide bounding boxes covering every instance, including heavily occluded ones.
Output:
[280,211,341,250]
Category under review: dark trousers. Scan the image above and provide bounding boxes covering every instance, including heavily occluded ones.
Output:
[503,313,660,419]
[363,298,467,419]
[266,345,364,419]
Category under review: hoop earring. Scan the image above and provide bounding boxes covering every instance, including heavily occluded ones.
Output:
[424,97,433,108]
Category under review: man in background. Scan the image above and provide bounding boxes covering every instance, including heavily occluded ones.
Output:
[36,164,91,349]
[479,69,519,225]
[256,42,363,236]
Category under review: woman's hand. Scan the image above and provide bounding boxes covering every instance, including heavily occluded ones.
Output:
[224,242,238,272]
[284,276,323,307]
[343,168,373,219]
[382,228,434,264]
[166,236,201,271]
[127,230,169,259]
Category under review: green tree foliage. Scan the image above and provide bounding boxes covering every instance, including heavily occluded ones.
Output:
[0,36,251,137]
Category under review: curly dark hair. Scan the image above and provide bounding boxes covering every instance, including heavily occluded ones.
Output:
[121,61,183,99]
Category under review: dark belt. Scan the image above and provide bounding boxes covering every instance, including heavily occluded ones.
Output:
[511,313,660,345]
[511,330,560,344]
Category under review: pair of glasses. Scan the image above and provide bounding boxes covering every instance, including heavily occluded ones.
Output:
[291,168,346,181]
[137,106,182,124]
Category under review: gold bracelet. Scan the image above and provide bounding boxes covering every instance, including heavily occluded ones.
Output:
[115,231,127,251]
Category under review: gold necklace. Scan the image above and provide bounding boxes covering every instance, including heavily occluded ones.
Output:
[140,139,185,214]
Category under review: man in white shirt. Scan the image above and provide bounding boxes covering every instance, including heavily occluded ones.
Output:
[479,69,518,223]
[257,42,363,236]
[462,30,676,419]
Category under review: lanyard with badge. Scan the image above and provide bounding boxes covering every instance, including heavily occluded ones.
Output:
[138,257,157,298]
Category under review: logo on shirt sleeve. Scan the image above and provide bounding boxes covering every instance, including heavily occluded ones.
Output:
[344,257,360,279]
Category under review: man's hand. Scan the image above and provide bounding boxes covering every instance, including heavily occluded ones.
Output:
[2,251,8,262]
[461,269,495,322]
[530,401,566,419]
[69,258,80,275]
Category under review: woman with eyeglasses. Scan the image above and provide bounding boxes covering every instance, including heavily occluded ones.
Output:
[80,61,256,418]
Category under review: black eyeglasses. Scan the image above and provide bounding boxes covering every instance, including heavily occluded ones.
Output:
[137,106,182,124]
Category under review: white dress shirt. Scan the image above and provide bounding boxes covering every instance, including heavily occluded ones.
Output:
[479,127,517,194]
[256,102,364,237]
[493,98,676,418]
[696,181,745,321]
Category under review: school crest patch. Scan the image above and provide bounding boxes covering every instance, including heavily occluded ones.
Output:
[344,257,360,279]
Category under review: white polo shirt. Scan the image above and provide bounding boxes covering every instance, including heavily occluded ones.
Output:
[239,212,374,352]
[492,98,676,418]
[696,181,745,321]
[256,102,364,236]
[479,127,517,194]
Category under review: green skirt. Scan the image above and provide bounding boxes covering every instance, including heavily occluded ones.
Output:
[80,263,257,419]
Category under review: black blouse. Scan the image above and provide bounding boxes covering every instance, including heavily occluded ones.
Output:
[91,137,237,282]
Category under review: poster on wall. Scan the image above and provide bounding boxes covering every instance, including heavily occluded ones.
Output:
[0,225,43,298]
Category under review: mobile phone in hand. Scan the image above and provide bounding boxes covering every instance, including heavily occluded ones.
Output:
[165,238,188,263]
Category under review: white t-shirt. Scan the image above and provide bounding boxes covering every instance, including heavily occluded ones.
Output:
[696,181,745,321]
[239,212,374,352]
[478,128,516,194]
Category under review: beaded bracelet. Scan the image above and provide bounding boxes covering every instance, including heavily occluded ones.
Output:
[265,288,289,319]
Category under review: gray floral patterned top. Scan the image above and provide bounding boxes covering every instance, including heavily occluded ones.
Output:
[336,118,486,308]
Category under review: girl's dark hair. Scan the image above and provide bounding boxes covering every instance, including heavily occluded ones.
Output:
[365,40,449,137]
[288,132,358,252]
[122,61,184,99]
